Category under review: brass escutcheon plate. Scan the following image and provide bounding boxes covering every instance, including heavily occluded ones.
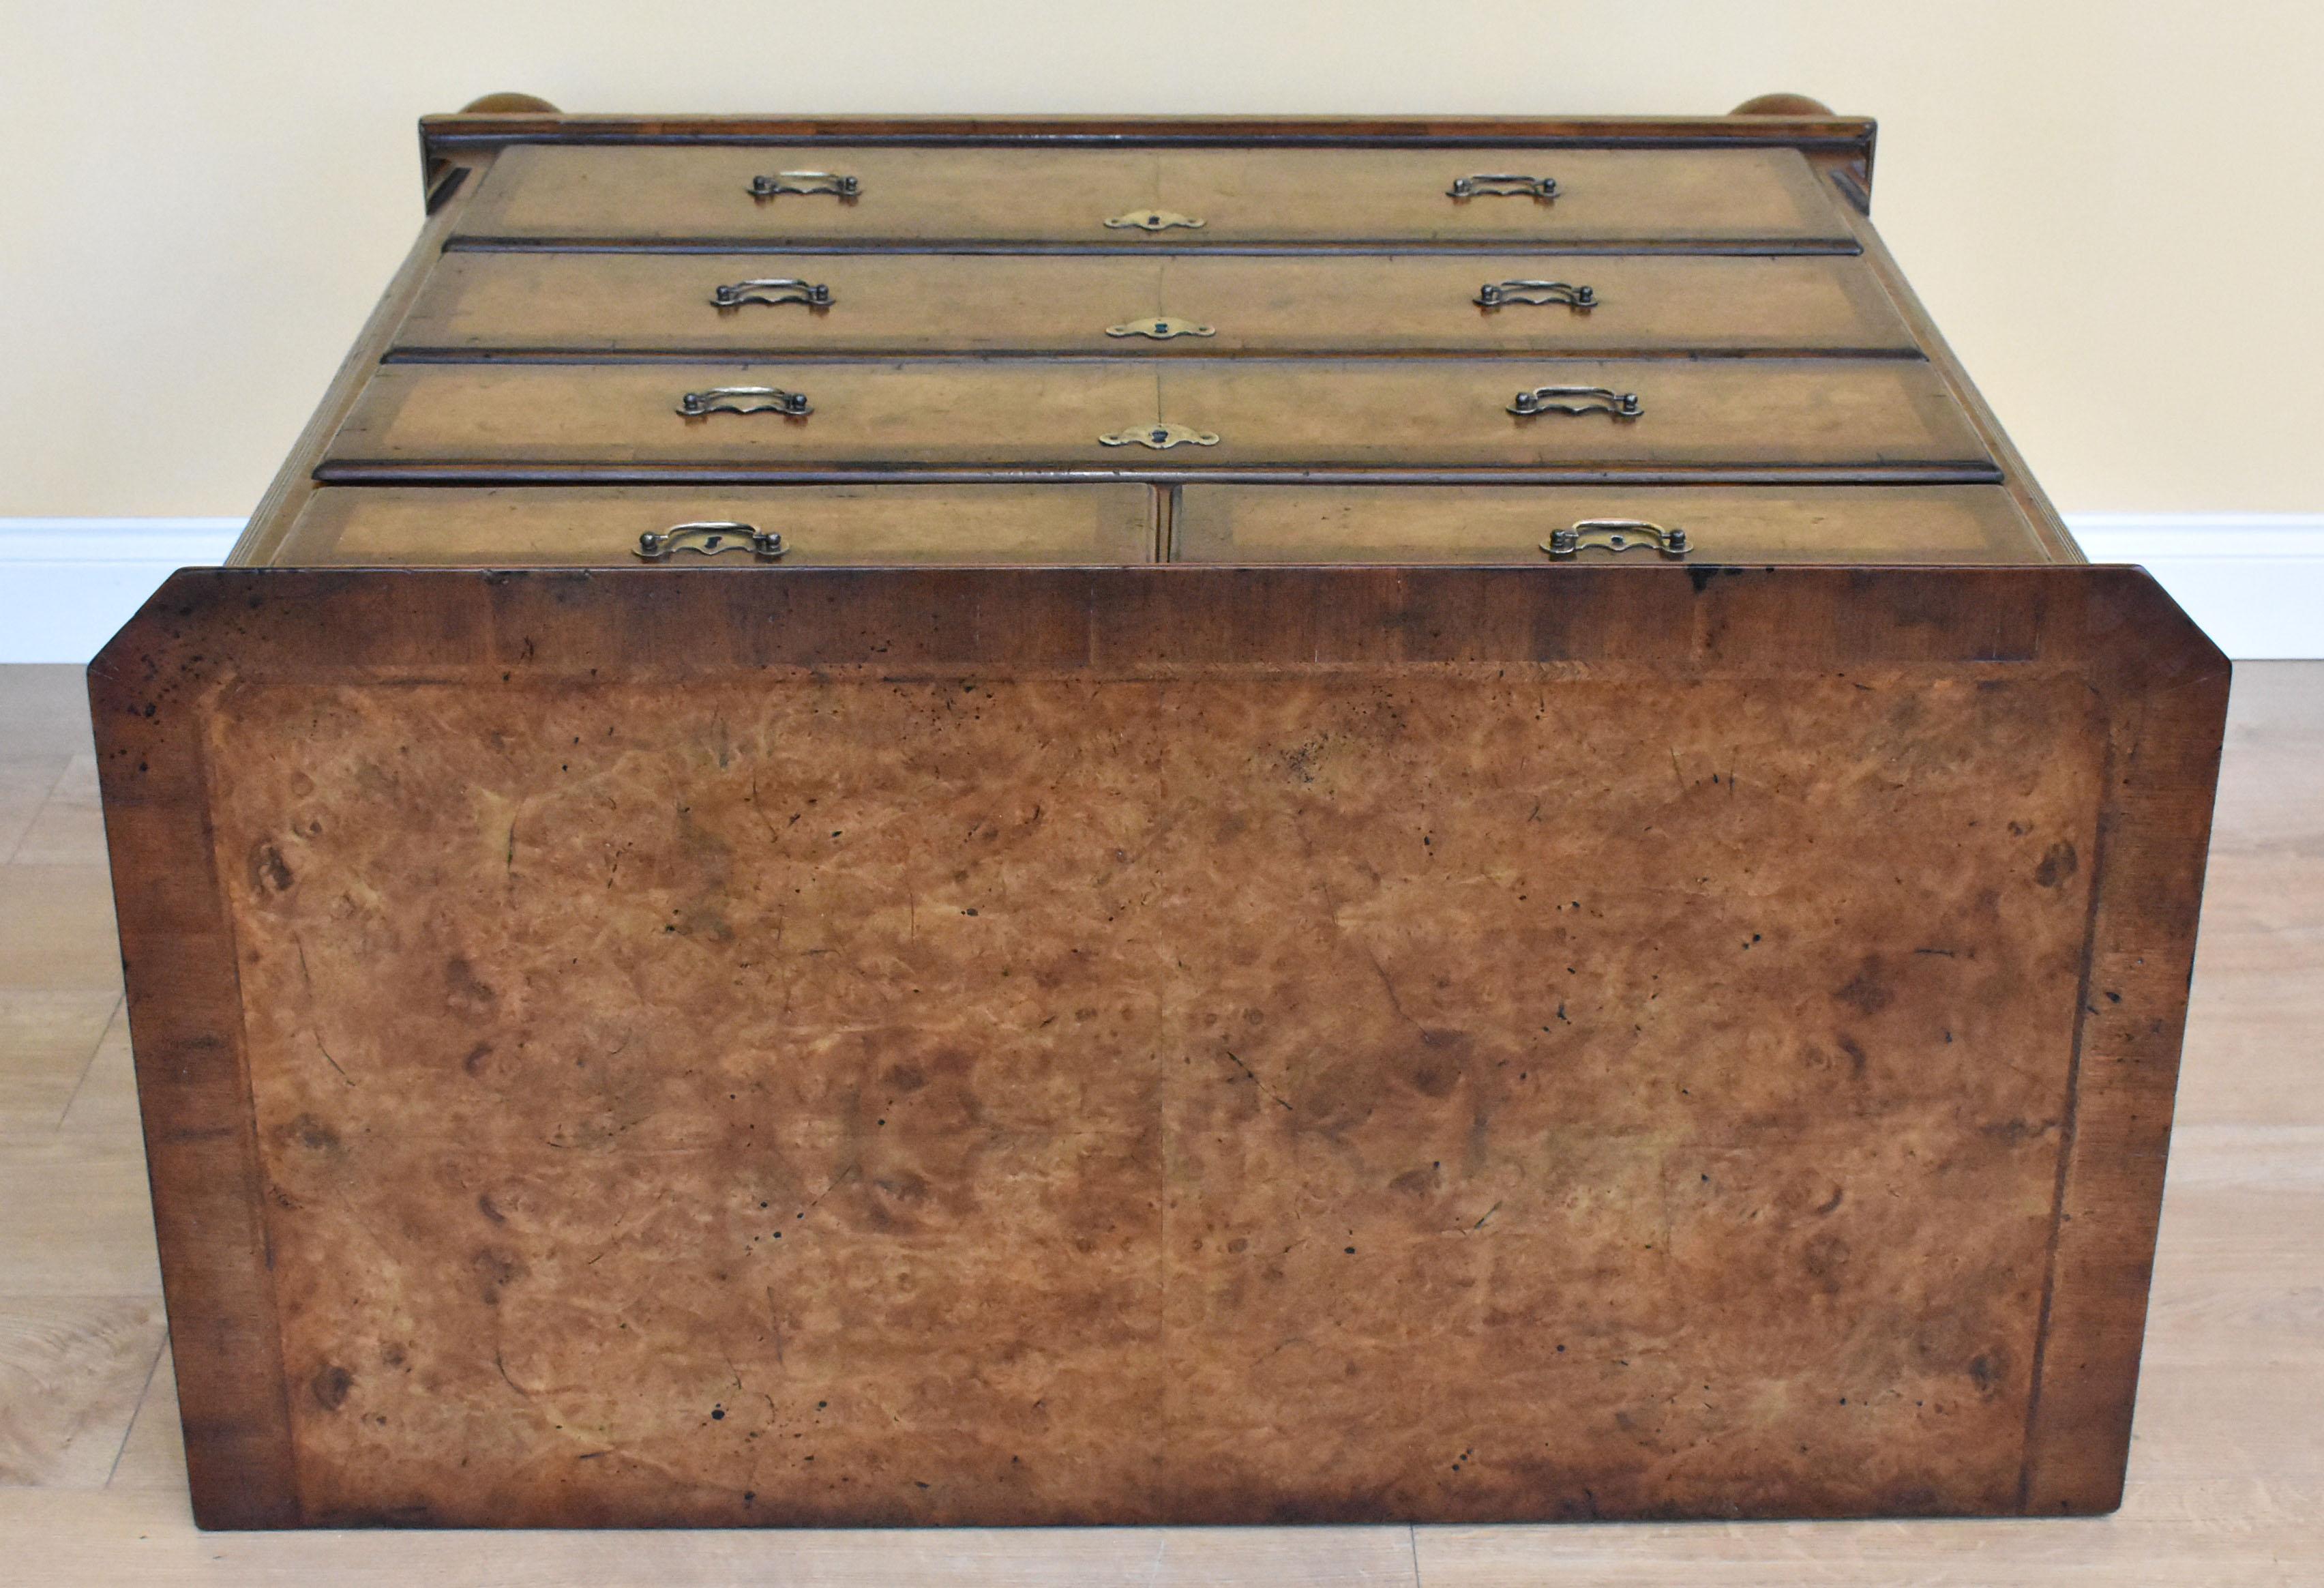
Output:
[1103,209,1206,232]
[1098,423,1221,450]
[1104,317,1217,340]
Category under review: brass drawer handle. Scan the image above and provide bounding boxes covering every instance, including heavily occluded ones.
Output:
[1105,316,1215,340]
[747,171,859,199]
[711,278,833,310]
[1099,422,1220,450]
[1104,209,1206,232]
[1449,173,1558,201]
[676,387,812,418]
[1543,519,1690,559]
[1477,279,1597,310]
[1510,385,1641,418]
[635,523,788,561]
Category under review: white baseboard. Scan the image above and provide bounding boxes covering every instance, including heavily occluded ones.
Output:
[4,514,2321,664]
[0,519,246,666]
[2057,515,2324,660]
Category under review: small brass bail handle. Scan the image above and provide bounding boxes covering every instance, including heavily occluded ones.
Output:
[747,171,859,199]
[1543,520,1690,559]
[676,387,812,418]
[1509,385,1641,419]
[1449,173,1558,201]
[1476,280,1597,310]
[711,278,834,310]
[636,523,788,561]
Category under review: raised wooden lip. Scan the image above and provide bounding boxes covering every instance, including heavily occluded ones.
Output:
[420,111,1879,149]
[91,563,2220,1528]
[417,111,1880,201]
[308,463,2011,488]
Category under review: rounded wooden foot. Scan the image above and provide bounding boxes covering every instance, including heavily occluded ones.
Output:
[460,92,561,115]
[1729,93,1835,117]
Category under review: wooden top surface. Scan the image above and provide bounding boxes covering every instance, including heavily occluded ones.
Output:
[90,564,2225,1526]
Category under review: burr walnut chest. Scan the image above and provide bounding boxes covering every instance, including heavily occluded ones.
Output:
[93,96,2228,1530]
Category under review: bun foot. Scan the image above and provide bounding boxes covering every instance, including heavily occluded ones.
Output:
[1730,93,1836,117]
[459,92,561,115]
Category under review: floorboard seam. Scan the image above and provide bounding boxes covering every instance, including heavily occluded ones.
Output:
[104,1327,169,1488]
[51,995,123,1130]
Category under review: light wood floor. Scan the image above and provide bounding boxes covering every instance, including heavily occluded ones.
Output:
[1,660,2316,1585]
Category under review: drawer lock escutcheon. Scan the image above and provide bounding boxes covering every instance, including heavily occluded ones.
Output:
[1476,279,1597,310]
[747,171,860,199]
[676,387,813,418]
[635,523,789,561]
[711,278,834,310]
[1509,385,1641,419]
[1449,173,1559,201]
[1105,316,1216,340]
[1104,209,1206,232]
[1543,520,1691,559]
[1099,422,1221,450]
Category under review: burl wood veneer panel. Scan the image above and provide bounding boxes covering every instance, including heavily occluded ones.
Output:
[89,566,2226,1528]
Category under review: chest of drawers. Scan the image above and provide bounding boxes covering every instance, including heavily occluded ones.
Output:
[92,97,2226,1530]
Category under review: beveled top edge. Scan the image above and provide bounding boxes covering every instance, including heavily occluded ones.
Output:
[91,564,2216,701]
[419,111,1878,153]
[415,111,1882,217]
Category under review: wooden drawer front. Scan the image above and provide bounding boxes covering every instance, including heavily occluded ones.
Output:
[269,484,1158,565]
[1173,484,2054,564]
[321,360,1991,476]
[398,252,1917,357]
[454,145,1855,247]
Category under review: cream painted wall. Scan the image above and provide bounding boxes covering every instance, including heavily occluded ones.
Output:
[2,0,2319,517]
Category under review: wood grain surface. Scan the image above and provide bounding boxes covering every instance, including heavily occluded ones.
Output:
[86,565,2224,1529]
